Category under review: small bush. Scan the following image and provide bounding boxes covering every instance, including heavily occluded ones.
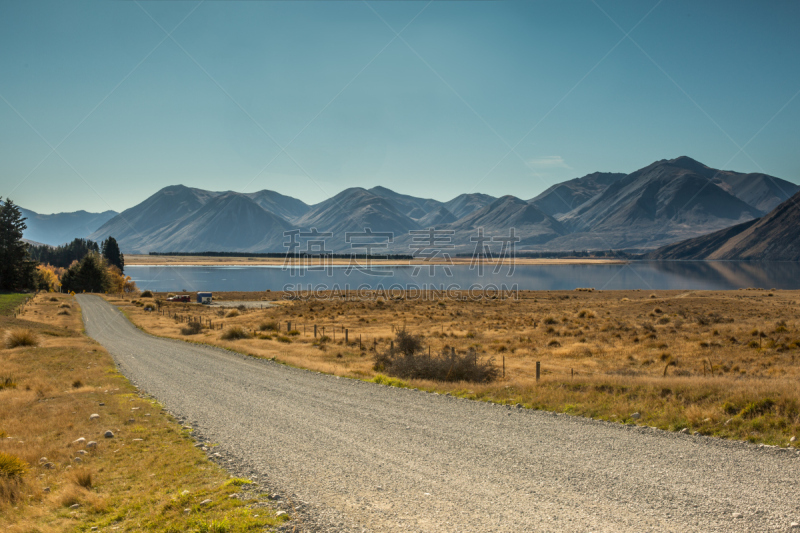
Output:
[275,335,291,343]
[5,329,38,349]
[288,330,300,336]
[221,326,250,340]
[49,297,59,302]
[225,309,240,318]
[259,321,278,332]
[318,335,331,343]
[0,377,16,390]
[577,309,596,319]
[143,304,156,312]
[181,321,202,335]
[543,316,557,325]
[140,290,153,298]
[739,398,775,419]
[57,310,70,316]
[0,453,27,479]
[374,329,498,383]
[72,379,83,388]
[58,303,70,309]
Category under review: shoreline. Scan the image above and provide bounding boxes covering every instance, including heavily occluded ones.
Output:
[124,254,628,267]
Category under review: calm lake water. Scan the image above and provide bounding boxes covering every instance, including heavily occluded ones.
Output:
[126,261,800,293]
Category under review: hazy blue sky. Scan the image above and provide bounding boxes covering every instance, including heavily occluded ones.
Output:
[2,0,798,214]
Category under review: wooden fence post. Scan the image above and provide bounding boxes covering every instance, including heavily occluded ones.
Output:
[536,361,541,381]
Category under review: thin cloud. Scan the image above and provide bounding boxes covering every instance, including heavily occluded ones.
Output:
[526,156,572,169]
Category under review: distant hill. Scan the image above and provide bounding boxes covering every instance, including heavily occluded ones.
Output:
[647,191,800,261]
[294,188,420,243]
[19,207,117,246]
[368,186,441,219]
[442,193,496,219]
[528,172,626,217]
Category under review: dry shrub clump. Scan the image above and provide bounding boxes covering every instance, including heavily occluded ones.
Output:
[4,329,38,349]
[225,309,240,318]
[221,326,250,340]
[375,328,499,383]
[259,321,278,331]
[140,290,153,298]
[180,321,202,335]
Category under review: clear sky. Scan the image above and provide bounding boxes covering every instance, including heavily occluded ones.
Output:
[1,0,798,214]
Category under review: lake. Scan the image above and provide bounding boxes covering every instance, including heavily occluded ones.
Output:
[126,261,800,293]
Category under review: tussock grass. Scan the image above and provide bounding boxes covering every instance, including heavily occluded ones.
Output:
[0,453,27,479]
[4,329,38,348]
[181,321,202,335]
[225,309,240,318]
[113,289,800,445]
[221,326,250,340]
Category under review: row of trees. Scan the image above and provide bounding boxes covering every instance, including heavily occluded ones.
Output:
[0,197,134,293]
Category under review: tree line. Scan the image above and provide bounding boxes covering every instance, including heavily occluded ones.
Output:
[0,197,135,294]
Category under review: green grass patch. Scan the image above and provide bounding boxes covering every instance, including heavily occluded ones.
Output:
[0,294,28,317]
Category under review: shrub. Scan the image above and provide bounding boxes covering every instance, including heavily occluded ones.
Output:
[275,335,291,343]
[49,297,59,302]
[225,309,240,318]
[221,326,250,340]
[181,321,202,335]
[577,309,596,319]
[288,330,300,336]
[140,290,153,298]
[58,310,70,316]
[543,316,557,325]
[374,329,498,383]
[0,377,16,390]
[259,321,278,332]
[0,452,27,479]
[318,335,331,343]
[5,329,38,348]
[143,304,156,312]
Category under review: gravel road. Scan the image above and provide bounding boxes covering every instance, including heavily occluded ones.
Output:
[77,295,800,532]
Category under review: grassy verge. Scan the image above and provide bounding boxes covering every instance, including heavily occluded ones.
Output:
[1,293,288,532]
[0,293,30,316]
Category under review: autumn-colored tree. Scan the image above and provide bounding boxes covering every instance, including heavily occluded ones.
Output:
[34,264,62,291]
[106,265,137,294]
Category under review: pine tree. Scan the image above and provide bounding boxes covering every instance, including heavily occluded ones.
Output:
[61,251,110,293]
[0,197,36,290]
[102,236,124,272]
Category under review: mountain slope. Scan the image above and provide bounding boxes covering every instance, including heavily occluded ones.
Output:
[647,191,800,260]
[153,192,292,253]
[552,157,766,250]
[368,186,441,218]
[445,195,566,246]
[416,205,457,228]
[295,188,420,245]
[528,172,626,217]
[442,193,496,219]
[246,190,310,222]
[20,207,118,246]
[89,185,219,246]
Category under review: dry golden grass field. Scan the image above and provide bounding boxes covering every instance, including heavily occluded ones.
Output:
[0,293,288,533]
[117,288,800,447]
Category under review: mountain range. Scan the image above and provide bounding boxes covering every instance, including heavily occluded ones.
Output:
[19,207,118,246]
[18,156,799,256]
